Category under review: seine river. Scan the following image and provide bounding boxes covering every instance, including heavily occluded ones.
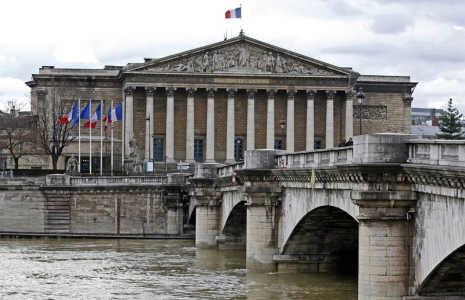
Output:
[0,238,357,299]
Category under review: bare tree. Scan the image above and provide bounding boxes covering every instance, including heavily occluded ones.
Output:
[0,100,39,169]
[35,83,79,170]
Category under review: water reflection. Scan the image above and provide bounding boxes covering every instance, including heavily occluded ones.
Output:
[0,238,356,300]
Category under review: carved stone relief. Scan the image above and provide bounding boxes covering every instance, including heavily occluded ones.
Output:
[145,43,337,76]
[353,106,387,120]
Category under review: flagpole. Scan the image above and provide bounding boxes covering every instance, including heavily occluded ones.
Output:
[111,100,114,176]
[100,98,103,176]
[78,98,81,173]
[89,99,92,175]
[240,4,243,31]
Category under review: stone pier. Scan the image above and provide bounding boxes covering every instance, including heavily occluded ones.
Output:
[192,163,222,248]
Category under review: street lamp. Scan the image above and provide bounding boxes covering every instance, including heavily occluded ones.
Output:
[280,116,287,150]
[357,87,365,135]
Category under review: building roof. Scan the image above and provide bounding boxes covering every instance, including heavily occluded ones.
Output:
[411,125,441,137]
[411,125,465,138]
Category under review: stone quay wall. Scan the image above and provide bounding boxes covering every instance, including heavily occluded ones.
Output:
[0,177,188,237]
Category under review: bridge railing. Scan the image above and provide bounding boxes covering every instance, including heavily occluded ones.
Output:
[69,176,168,186]
[278,146,353,169]
[217,161,245,177]
[407,139,465,167]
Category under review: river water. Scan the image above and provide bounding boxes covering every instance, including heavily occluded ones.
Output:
[0,238,357,300]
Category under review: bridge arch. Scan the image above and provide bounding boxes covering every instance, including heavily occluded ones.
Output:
[217,190,246,249]
[417,244,465,296]
[280,188,358,254]
[277,205,358,273]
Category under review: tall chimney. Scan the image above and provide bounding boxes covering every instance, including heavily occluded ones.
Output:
[430,109,438,126]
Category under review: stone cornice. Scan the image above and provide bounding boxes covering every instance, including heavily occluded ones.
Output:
[403,164,465,189]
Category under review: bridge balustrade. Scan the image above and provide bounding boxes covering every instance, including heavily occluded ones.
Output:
[278,146,353,169]
[216,161,245,177]
[68,176,168,186]
[408,139,465,167]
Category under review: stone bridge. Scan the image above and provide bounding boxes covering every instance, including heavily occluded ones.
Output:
[190,134,465,300]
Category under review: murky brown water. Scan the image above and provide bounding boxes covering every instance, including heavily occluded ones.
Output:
[0,238,357,299]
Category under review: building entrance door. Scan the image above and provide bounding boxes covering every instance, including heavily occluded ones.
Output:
[154,139,164,162]
[234,138,243,162]
[194,139,203,162]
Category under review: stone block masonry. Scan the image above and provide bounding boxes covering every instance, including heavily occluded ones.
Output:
[0,181,189,237]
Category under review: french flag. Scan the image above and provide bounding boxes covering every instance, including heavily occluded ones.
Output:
[102,103,123,130]
[60,101,79,125]
[225,7,241,19]
[84,103,101,129]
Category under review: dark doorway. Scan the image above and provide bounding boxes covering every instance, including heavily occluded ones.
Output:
[194,139,204,162]
[234,137,243,162]
[154,139,164,162]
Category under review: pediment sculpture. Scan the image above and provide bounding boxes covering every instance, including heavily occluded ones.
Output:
[146,44,337,76]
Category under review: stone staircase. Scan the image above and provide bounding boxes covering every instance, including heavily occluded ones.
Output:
[45,194,70,233]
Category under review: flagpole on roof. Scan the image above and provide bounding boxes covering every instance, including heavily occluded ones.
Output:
[100,98,103,176]
[89,99,92,175]
[240,4,242,32]
[78,98,81,173]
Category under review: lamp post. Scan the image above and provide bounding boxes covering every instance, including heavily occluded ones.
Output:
[280,116,287,150]
[357,87,365,135]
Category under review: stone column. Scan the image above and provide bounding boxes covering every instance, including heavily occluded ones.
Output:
[239,149,283,272]
[352,191,416,300]
[246,89,256,150]
[226,88,237,164]
[325,90,335,149]
[286,89,296,152]
[403,97,413,134]
[345,90,354,140]
[350,133,420,300]
[35,90,47,111]
[165,192,184,234]
[165,87,176,163]
[192,163,222,248]
[266,89,277,149]
[145,87,155,162]
[124,86,135,155]
[306,90,316,151]
[185,87,196,162]
[206,88,216,162]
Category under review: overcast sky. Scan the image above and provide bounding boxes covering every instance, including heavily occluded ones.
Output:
[1,0,464,112]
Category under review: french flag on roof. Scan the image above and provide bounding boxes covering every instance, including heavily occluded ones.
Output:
[225,7,241,19]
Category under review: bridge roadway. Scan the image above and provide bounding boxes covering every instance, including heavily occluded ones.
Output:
[190,134,465,300]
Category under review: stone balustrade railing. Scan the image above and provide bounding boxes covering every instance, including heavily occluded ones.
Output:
[407,139,465,167]
[216,162,245,177]
[278,146,354,169]
[70,176,168,186]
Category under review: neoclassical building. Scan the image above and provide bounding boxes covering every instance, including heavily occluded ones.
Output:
[27,35,416,169]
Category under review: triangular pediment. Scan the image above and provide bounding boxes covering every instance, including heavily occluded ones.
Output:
[125,36,351,77]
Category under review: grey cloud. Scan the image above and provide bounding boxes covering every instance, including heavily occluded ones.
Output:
[370,14,413,35]
[372,0,465,27]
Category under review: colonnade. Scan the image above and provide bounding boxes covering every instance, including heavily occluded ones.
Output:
[124,86,355,163]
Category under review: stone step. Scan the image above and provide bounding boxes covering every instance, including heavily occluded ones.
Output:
[45,229,70,233]
[45,224,70,228]
[45,205,70,210]
[46,215,70,220]
[46,220,70,225]
[45,201,69,206]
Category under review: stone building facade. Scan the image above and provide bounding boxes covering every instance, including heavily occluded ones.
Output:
[27,35,416,168]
